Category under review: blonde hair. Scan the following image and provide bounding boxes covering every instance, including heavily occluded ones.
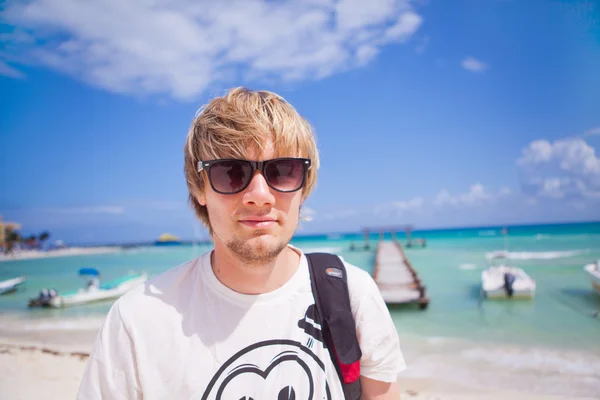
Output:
[184,87,320,232]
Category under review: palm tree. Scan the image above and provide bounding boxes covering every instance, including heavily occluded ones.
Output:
[5,231,21,255]
[39,231,50,249]
[25,234,37,248]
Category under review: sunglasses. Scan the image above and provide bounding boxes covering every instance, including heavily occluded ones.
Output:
[197,157,312,194]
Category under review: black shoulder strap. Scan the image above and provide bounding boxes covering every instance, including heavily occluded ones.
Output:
[306,252,362,400]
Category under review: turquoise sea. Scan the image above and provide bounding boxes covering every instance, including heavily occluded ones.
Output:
[1,221,600,396]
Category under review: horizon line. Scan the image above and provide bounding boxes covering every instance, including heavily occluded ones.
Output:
[71,218,600,248]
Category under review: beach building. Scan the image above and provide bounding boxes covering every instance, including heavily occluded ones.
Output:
[155,233,182,246]
[0,216,21,251]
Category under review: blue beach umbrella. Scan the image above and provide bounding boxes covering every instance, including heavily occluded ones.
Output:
[78,267,100,276]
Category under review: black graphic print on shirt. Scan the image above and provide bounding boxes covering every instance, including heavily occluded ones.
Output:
[297,304,323,344]
[200,339,332,400]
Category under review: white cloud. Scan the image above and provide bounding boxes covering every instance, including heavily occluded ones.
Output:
[518,138,600,175]
[356,45,379,66]
[55,206,125,215]
[123,200,185,211]
[323,208,359,221]
[385,11,423,41]
[517,137,600,199]
[584,127,600,137]
[299,179,600,231]
[0,59,25,78]
[4,200,188,217]
[374,186,506,216]
[433,184,497,207]
[374,196,424,215]
[336,0,395,31]
[539,178,568,199]
[300,206,317,221]
[433,189,458,206]
[499,187,512,196]
[461,56,487,73]
[393,196,424,211]
[461,183,492,205]
[1,0,423,100]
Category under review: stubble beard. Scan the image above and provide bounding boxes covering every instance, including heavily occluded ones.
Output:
[226,231,289,266]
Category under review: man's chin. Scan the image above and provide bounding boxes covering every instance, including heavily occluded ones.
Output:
[227,235,288,265]
[246,234,281,250]
[249,229,272,238]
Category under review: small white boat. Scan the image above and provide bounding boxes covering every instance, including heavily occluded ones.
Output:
[0,276,25,295]
[481,256,536,300]
[584,260,600,295]
[485,250,509,261]
[29,268,147,308]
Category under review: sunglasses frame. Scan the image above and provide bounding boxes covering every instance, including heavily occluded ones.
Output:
[197,157,312,195]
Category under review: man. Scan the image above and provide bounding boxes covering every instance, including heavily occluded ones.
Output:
[76,87,406,399]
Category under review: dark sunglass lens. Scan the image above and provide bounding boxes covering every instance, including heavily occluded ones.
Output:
[209,160,252,193]
[265,159,305,191]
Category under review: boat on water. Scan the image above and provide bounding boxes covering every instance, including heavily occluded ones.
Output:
[28,267,148,308]
[0,276,25,295]
[481,254,536,300]
[584,260,600,295]
[485,250,509,260]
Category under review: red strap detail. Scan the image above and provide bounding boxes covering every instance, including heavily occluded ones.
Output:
[339,360,361,383]
[332,344,361,383]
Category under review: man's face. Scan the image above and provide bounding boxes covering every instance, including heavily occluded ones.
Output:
[197,142,304,265]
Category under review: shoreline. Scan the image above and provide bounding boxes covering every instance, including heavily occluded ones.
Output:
[0,342,591,400]
[0,315,598,400]
[0,246,124,262]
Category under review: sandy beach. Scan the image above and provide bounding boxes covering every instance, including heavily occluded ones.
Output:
[0,322,596,400]
[0,246,124,262]
[0,341,589,400]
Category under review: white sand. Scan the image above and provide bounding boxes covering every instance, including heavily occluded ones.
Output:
[0,343,89,400]
[0,340,591,400]
[0,246,123,262]
[0,315,595,400]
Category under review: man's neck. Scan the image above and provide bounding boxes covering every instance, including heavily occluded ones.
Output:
[210,245,301,295]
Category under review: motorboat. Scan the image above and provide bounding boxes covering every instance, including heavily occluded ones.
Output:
[584,260,600,295]
[481,255,536,300]
[28,267,147,308]
[485,250,509,261]
[0,276,25,295]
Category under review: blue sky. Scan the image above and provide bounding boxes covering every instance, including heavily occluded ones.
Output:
[1,0,599,245]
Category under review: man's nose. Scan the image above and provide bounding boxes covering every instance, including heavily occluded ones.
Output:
[242,172,275,206]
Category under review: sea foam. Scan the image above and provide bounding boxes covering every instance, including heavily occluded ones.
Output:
[297,246,343,254]
[400,341,600,398]
[485,249,588,260]
[461,347,600,376]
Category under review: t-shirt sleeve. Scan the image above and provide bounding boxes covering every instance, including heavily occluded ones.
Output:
[76,300,142,400]
[351,268,407,382]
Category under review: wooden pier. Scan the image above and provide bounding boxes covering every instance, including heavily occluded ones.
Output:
[349,225,426,251]
[373,239,429,309]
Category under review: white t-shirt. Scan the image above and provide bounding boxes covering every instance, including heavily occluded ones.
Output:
[76,246,406,399]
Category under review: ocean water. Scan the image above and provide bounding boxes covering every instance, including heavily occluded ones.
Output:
[1,222,600,396]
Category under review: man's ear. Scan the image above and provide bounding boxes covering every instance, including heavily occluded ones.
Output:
[197,190,206,206]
